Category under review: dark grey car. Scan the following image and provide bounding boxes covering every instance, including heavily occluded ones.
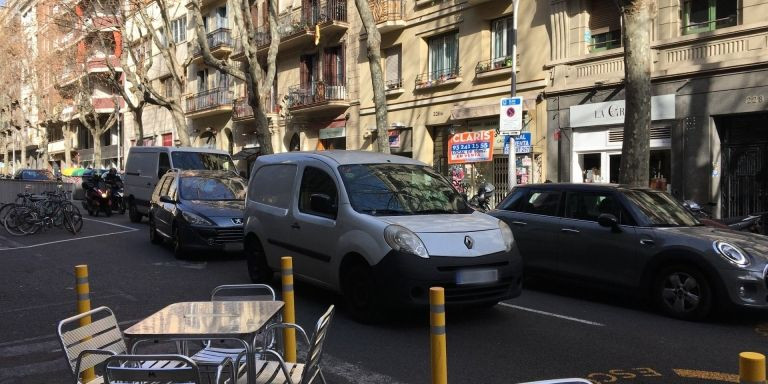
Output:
[489,183,768,320]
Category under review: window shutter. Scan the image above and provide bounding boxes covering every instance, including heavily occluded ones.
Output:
[589,1,621,34]
[300,56,308,88]
[385,46,400,83]
[339,44,345,84]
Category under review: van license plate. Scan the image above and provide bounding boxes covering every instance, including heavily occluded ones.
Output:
[456,269,498,285]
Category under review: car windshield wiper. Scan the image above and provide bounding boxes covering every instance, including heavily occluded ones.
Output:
[415,209,458,215]
[360,208,410,216]
[651,223,681,227]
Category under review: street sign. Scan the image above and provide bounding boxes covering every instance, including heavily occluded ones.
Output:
[499,97,523,136]
[502,132,532,155]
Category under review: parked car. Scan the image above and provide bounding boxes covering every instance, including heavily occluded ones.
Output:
[489,183,768,320]
[243,150,522,321]
[14,169,57,181]
[124,146,237,223]
[148,170,246,258]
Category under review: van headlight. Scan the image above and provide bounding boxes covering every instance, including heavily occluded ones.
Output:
[499,220,514,252]
[713,241,749,267]
[384,225,429,258]
[183,211,213,226]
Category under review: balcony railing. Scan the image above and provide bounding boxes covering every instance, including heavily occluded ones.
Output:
[278,14,313,38]
[255,25,272,47]
[190,28,232,57]
[185,88,233,113]
[682,15,737,35]
[286,81,348,109]
[232,95,277,120]
[475,55,514,74]
[386,78,403,90]
[370,0,404,23]
[415,67,461,89]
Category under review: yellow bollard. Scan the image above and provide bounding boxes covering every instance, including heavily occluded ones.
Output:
[281,257,297,363]
[740,352,767,384]
[75,265,95,383]
[430,287,448,384]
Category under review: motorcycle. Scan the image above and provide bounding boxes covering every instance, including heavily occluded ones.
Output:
[683,200,763,234]
[469,183,495,212]
[82,179,112,217]
[106,177,126,215]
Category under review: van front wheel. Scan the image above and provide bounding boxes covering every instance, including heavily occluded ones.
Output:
[246,238,273,283]
[342,261,380,323]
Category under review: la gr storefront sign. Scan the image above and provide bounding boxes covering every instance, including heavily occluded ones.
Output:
[569,94,676,127]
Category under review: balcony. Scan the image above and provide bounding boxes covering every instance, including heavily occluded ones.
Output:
[546,23,768,93]
[189,28,233,64]
[232,95,278,121]
[58,64,86,87]
[414,67,462,90]
[85,15,121,30]
[286,81,350,113]
[185,88,234,118]
[370,0,405,33]
[474,55,519,79]
[86,55,122,73]
[55,31,83,51]
[385,78,404,96]
[277,1,348,49]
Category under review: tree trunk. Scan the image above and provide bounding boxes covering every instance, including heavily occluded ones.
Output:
[354,0,390,153]
[132,108,144,146]
[20,126,27,169]
[169,103,190,146]
[64,122,72,168]
[91,130,103,167]
[618,0,653,187]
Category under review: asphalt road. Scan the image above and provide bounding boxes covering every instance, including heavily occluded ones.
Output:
[1,213,768,384]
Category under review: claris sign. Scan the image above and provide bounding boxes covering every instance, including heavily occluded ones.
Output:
[448,130,495,164]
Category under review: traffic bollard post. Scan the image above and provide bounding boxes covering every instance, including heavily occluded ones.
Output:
[281,256,297,363]
[740,352,767,384]
[430,287,448,384]
[75,265,95,383]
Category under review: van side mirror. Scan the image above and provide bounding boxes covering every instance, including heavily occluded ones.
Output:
[597,213,619,230]
[310,193,336,218]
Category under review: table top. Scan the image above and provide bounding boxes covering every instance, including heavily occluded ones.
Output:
[124,301,284,339]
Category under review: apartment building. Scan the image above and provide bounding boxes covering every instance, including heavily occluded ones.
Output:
[545,0,768,219]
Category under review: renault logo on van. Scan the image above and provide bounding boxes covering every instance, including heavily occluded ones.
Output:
[464,236,474,249]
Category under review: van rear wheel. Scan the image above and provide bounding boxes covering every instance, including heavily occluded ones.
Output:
[128,200,142,223]
[342,261,381,323]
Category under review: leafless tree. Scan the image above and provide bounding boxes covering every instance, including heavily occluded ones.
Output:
[354,0,389,153]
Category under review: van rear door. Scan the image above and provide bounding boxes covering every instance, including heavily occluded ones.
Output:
[125,151,160,214]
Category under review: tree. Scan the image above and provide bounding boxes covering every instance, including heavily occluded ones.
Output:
[188,0,280,154]
[354,0,389,153]
[618,0,654,187]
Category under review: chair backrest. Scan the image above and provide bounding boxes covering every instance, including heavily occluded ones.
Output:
[301,305,335,384]
[57,306,128,378]
[211,284,276,302]
[103,354,201,384]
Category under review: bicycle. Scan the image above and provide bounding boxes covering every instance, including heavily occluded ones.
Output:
[4,189,82,235]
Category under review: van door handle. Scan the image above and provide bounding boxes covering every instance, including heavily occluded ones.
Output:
[561,228,580,234]
[640,239,655,246]
[291,223,301,229]
[511,221,527,226]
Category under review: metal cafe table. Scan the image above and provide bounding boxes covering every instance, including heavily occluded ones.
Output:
[124,300,284,384]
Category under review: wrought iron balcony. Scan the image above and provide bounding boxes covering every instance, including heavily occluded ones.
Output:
[185,88,233,115]
[370,0,405,32]
[286,81,349,111]
[190,28,233,58]
[475,55,514,74]
[232,95,278,121]
[414,67,461,89]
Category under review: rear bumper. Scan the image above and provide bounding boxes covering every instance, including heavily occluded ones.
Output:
[370,247,523,308]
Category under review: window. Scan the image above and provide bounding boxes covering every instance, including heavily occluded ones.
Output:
[162,133,173,147]
[216,6,227,29]
[300,54,318,89]
[298,166,338,219]
[683,0,737,35]
[384,46,402,89]
[162,77,174,98]
[428,31,459,80]
[509,190,561,216]
[249,164,297,208]
[323,46,345,85]
[564,192,634,225]
[491,16,514,64]
[588,1,621,52]
[197,69,210,92]
[157,27,168,48]
[171,17,186,44]
[158,152,171,178]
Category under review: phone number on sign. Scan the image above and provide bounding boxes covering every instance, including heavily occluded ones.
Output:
[452,142,490,151]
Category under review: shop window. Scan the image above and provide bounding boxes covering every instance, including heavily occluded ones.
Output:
[579,153,603,183]
[587,1,622,53]
[682,0,737,35]
[607,150,671,191]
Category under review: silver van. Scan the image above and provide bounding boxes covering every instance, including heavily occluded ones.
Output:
[243,151,522,320]
[124,146,236,223]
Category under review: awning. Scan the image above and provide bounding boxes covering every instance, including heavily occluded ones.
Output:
[232,146,261,160]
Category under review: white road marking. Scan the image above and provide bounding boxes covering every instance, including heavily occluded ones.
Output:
[82,217,143,231]
[499,303,605,326]
[0,228,138,251]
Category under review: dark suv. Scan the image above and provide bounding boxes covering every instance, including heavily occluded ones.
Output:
[489,183,768,320]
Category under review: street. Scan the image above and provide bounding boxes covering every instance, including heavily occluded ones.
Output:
[1,214,768,384]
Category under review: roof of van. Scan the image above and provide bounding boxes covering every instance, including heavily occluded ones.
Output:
[257,150,426,166]
[128,146,230,155]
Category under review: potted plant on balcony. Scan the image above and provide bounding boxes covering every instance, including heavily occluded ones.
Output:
[504,57,513,68]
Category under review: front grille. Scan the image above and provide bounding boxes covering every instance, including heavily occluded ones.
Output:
[442,278,515,303]
[436,261,509,272]
[213,228,244,244]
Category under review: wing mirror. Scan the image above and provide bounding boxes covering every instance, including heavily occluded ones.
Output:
[310,193,337,218]
[597,213,620,231]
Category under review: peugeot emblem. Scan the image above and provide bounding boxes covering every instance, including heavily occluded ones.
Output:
[232,218,243,225]
[464,235,474,249]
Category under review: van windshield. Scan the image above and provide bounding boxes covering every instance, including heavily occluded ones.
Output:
[171,152,235,171]
[338,164,472,216]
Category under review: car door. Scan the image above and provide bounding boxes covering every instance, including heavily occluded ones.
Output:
[153,175,175,236]
[557,190,642,287]
[494,188,563,272]
[289,162,341,286]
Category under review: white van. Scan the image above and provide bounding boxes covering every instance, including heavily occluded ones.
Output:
[243,150,522,321]
[124,146,236,222]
